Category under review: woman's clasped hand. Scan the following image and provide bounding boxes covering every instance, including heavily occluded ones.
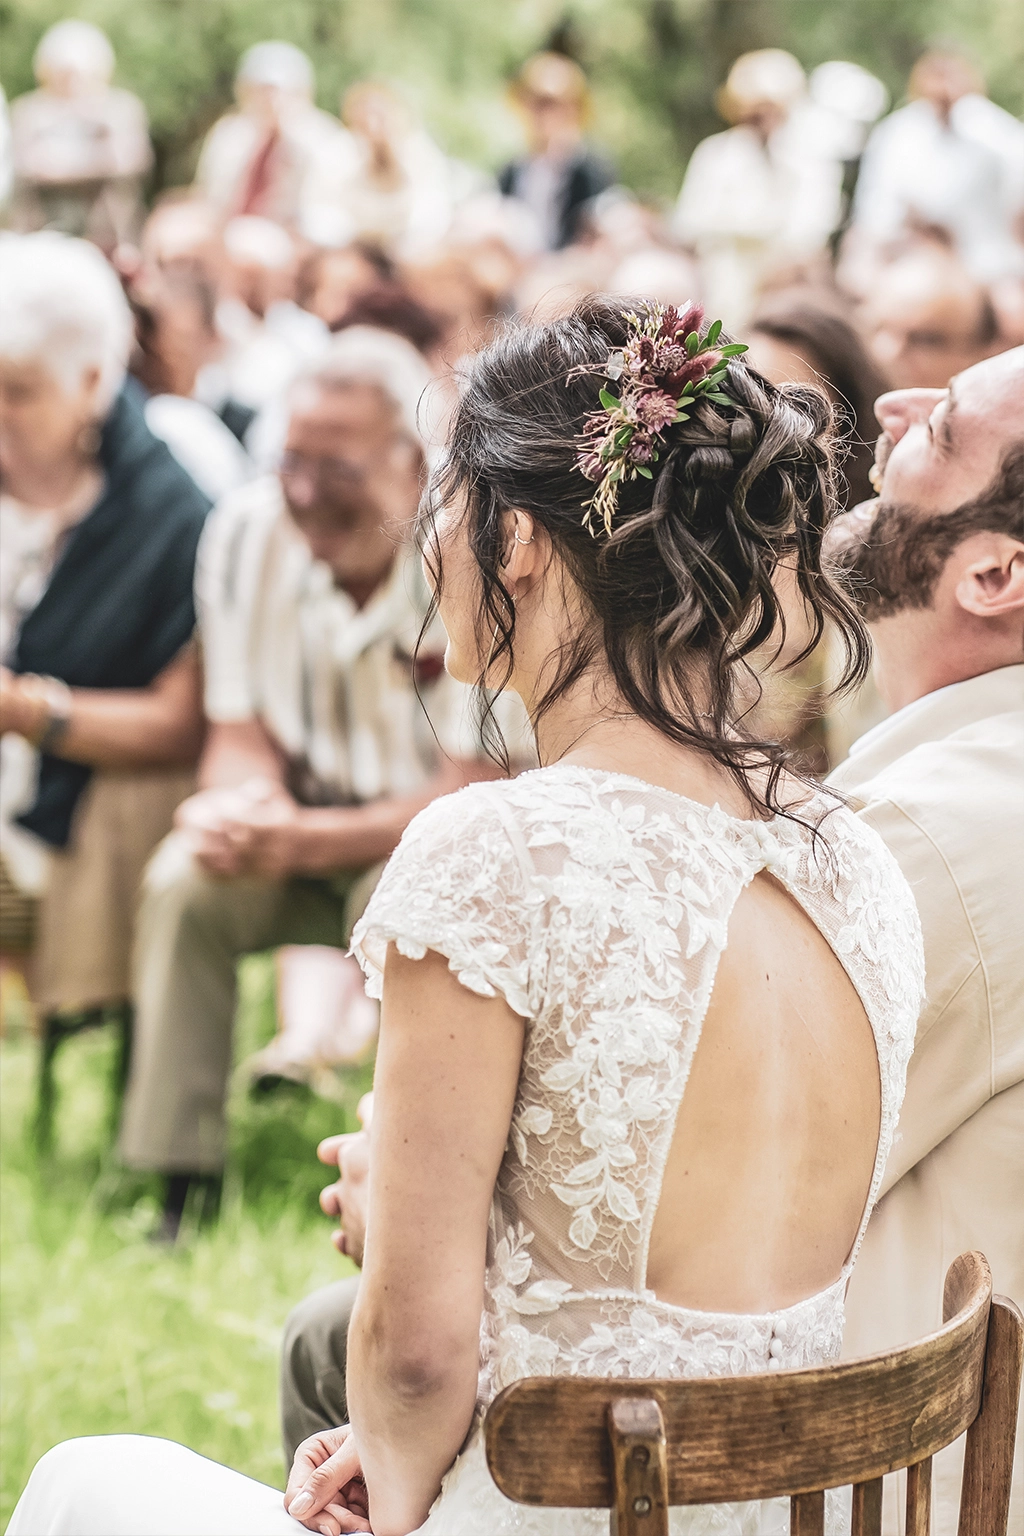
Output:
[285,1424,371,1535]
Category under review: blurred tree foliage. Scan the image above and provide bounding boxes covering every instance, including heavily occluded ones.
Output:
[1,0,1022,203]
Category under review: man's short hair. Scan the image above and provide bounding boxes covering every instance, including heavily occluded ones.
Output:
[293,326,439,466]
[838,442,1024,620]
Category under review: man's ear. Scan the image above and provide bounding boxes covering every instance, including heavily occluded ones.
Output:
[954,537,1024,619]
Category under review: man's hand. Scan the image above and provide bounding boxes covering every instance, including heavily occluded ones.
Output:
[319,1094,373,1266]
[285,1425,370,1534]
[175,777,308,879]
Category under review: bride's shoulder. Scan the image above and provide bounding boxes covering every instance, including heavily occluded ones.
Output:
[402,765,607,841]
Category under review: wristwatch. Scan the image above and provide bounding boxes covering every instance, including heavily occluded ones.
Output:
[20,674,73,753]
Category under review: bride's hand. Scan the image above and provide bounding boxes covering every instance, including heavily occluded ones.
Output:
[284,1425,371,1534]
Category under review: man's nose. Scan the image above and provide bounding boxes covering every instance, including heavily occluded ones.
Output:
[286,471,317,507]
[873,387,945,442]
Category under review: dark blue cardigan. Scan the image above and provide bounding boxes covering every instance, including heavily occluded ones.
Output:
[11,380,211,847]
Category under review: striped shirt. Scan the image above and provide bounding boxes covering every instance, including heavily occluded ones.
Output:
[197,475,506,806]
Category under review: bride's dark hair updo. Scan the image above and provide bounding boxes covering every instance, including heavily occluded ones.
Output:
[422,295,870,822]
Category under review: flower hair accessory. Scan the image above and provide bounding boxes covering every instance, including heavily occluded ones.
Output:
[574,302,748,536]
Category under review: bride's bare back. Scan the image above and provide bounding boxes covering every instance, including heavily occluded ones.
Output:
[647,867,880,1313]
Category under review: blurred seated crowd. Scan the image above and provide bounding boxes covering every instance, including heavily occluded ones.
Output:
[1,23,1023,1234]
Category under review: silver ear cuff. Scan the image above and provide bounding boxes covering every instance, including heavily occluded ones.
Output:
[514,530,535,546]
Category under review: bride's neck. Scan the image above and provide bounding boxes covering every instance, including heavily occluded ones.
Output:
[532,679,761,820]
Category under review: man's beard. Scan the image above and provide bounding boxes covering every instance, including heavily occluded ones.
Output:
[828,500,944,621]
[830,494,1003,622]
[827,429,965,621]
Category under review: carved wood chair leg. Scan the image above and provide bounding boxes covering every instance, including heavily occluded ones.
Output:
[958,1294,1024,1536]
[905,1457,932,1536]
[790,1490,825,1536]
[607,1397,669,1536]
[851,1477,883,1536]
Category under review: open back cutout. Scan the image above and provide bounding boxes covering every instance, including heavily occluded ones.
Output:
[645,870,881,1315]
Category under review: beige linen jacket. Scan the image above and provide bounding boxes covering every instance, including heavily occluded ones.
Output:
[829,663,1024,1536]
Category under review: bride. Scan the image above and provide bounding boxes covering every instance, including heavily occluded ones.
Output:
[10,299,923,1536]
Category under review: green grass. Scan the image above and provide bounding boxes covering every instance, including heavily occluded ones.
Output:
[0,956,371,1531]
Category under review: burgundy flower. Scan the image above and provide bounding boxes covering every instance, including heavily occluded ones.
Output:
[629,431,655,465]
[575,301,741,537]
[663,349,721,395]
[634,389,678,431]
[666,301,706,340]
[623,333,657,374]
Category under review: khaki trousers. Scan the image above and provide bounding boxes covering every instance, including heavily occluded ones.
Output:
[280,1276,360,1464]
[119,833,377,1174]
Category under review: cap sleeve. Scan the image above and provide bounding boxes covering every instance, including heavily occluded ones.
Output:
[350,783,534,1019]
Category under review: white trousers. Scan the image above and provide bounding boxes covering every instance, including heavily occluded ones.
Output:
[8,1436,307,1536]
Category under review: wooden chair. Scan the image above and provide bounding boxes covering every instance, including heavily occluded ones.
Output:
[484,1252,1022,1535]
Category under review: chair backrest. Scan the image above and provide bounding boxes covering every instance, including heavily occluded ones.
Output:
[484,1252,1024,1536]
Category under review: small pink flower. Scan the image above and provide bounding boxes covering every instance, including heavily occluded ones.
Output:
[634,389,678,431]
[579,450,605,482]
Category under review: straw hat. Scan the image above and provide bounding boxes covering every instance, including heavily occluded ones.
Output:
[716,49,806,125]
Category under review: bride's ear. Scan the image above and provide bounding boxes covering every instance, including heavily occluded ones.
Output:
[498,510,543,593]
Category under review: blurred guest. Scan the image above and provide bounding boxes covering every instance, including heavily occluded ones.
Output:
[444,188,545,302]
[847,48,1024,289]
[127,265,254,503]
[743,295,891,771]
[747,293,889,505]
[673,49,843,329]
[132,198,267,450]
[206,215,329,415]
[807,60,890,166]
[830,347,1024,1535]
[296,241,395,328]
[499,52,614,251]
[297,242,444,358]
[0,233,208,1022]
[8,20,151,250]
[118,329,518,1236]
[404,252,496,361]
[137,196,226,291]
[308,82,458,259]
[860,251,1001,389]
[194,41,354,236]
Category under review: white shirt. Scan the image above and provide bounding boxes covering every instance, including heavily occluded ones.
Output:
[831,665,1024,1534]
[143,395,253,504]
[853,96,1024,280]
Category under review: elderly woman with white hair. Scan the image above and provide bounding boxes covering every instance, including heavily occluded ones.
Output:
[0,232,209,1042]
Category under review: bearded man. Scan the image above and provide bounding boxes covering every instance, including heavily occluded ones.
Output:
[828,345,1024,1535]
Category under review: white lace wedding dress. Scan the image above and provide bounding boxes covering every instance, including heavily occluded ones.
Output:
[348,764,924,1535]
[8,764,923,1536]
